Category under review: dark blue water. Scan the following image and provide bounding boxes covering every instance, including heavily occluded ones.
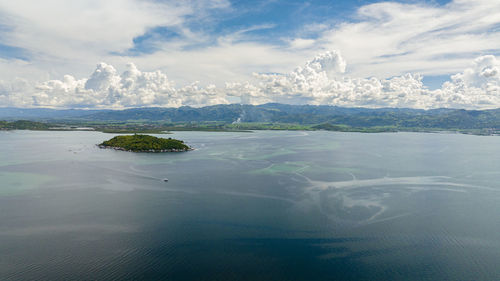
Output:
[1,130,500,280]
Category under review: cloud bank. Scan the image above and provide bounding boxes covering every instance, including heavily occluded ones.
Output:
[27,62,226,108]
[2,50,500,109]
[228,51,500,109]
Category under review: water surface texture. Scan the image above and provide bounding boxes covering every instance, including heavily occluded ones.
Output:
[1,130,500,280]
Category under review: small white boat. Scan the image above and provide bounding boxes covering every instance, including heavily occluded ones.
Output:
[163,178,169,182]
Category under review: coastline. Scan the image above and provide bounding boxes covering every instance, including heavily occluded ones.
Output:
[97,144,193,153]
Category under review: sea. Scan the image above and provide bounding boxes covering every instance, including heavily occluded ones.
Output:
[1,130,500,280]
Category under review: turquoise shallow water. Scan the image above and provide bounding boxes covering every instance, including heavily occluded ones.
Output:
[1,130,500,280]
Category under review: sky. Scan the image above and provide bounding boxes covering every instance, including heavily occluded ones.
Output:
[0,0,500,109]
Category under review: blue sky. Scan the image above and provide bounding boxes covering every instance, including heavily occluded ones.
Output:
[128,0,452,58]
[125,0,457,88]
[0,0,499,108]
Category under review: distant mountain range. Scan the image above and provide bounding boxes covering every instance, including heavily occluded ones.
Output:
[1,103,500,130]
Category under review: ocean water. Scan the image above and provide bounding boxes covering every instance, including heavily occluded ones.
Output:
[1,130,500,280]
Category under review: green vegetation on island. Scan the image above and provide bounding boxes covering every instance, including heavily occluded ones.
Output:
[99,134,191,152]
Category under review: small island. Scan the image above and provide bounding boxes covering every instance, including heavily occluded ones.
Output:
[98,134,192,152]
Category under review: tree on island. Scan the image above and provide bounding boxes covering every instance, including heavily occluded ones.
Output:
[99,134,191,152]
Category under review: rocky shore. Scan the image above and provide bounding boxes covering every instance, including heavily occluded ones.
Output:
[97,134,192,153]
[97,144,192,153]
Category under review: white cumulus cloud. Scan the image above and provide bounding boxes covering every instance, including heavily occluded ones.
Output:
[3,50,500,109]
[26,62,227,108]
[226,51,500,109]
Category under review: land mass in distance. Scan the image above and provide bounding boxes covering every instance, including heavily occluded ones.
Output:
[2,103,500,135]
